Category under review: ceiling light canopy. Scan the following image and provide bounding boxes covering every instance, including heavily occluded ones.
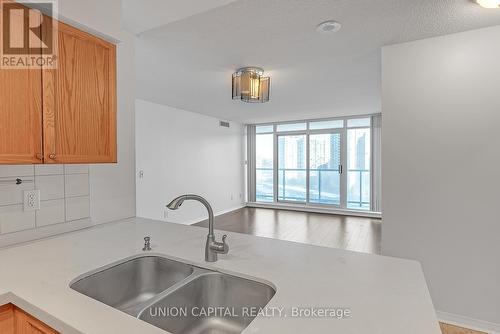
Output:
[476,0,500,8]
[232,67,270,103]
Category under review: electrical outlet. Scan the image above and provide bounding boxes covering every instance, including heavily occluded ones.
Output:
[23,190,40,211]
[231,194,234,201]
[163,209,168,220]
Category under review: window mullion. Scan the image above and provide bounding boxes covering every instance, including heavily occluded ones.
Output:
[273,130,278,203]
[340,127,348,209]
[306,133,310,204]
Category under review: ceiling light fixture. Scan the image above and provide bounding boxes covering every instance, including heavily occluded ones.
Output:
[316,20,342,34]
[232,67,270,103]
[476,0,500,8]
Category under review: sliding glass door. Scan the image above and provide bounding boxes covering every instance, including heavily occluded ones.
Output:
[309,132,342,206]
[276,131,343,207]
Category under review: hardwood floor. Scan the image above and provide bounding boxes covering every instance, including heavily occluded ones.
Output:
[440,323,487,334]
[195,207,381,254]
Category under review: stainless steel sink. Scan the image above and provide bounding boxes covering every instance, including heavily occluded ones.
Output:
[70,255,276,334]
[70,256,193,314]
[139,272,276,334]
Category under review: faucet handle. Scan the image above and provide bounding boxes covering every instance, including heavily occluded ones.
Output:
[221,235,229,254]
[143,236,152,251]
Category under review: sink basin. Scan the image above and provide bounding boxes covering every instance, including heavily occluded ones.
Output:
[71,255,275,334]
[70,256,193,313]
[139,272,276,334]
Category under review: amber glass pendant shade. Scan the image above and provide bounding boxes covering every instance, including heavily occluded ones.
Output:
[232,67,270,103]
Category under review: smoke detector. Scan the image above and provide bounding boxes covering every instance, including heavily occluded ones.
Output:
[316,20,342,34]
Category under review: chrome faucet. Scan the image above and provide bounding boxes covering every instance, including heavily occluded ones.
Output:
[167,195,229,262]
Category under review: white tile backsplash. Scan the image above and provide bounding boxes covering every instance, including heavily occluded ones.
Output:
[0,165,34,178]
[0,181,35,206]
[35,164,64,176]
[0,164,91,236]
[65,196,90,221]
[0,204,36,233]
[65,174,90,197]
[35,175,64,200]
[36,199,65,227]
[64,164,89,175]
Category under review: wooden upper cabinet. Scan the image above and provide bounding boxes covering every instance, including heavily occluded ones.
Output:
[0,9,117,165]
[0,5,43,164]
[42,20,117,163]
[0,58,43,164]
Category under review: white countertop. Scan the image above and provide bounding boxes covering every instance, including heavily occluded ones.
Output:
[0,218,441,334]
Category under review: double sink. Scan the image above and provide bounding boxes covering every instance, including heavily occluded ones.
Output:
[70,256,276,334]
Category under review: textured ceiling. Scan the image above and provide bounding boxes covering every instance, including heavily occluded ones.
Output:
[122,0,238,34]
[132,0,500,123]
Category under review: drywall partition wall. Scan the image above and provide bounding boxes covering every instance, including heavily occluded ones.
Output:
[382,25,500,331]
[135,99,245,224]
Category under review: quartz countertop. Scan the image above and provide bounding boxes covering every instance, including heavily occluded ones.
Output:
[0,217,441,333]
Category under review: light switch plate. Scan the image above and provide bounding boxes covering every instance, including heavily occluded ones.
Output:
[24,190,40,211]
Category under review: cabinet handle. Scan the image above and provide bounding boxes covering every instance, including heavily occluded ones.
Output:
[49,154,56,159]
[36,153,43,160]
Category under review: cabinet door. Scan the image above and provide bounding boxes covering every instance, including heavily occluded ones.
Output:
[0,304,14,334]
[0,5,43,164]
[42,20,117,163]
[14,308,59,334]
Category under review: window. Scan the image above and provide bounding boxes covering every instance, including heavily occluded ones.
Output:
[347,127,371,210]
[249,116,380,212]
[278,135,307,202]
[347,118,370,128]
[276,123,307,132]
[256,125,273,133]
[256,133,273,202]
[309,120,344,130]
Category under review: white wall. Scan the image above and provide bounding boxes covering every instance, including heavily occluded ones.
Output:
[135,99,245,224]
[382,25,500,331]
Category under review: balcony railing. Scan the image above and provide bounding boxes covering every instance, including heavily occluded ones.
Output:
[255,167,370,209]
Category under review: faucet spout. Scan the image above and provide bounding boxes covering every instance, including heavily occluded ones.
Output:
[166,194,228,262]
[166,196,186,210]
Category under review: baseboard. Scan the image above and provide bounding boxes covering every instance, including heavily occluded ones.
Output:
[216,205,246,217]
[187,205,246,225]
[437,311,500,334]
[246,202,382,219]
